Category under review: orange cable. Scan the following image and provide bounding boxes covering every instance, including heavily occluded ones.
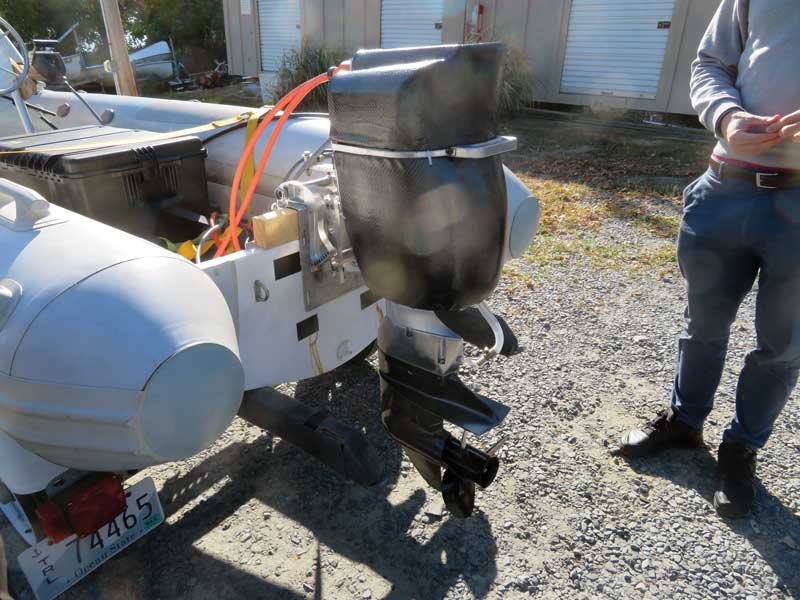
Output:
[233,76,327,235]
[217,76,326,255]
[215,90,302,256]
[215,73,330,256]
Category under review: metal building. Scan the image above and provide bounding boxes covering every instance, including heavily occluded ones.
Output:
[222,0,720,115]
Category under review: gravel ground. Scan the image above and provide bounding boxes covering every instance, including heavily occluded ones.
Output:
[3,118,800,600]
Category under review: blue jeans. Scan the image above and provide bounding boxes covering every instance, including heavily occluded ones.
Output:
[670,168,800,449]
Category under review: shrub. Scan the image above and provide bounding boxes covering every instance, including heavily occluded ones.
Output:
[498,43,533,114]
[271,40,347,110]
[466,32,533,114]
[271,38,532,114]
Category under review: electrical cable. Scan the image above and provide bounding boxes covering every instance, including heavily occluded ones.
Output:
[195,222,224,264]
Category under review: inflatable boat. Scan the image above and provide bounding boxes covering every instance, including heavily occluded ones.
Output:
[0,14,539,599]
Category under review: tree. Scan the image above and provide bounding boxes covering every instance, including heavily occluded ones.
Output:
[0,0,225,68]
[126,0,226,71]
[126,0,226,60]
[0,0,112,54]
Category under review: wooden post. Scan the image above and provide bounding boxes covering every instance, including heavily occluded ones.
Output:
[98,0,139,96]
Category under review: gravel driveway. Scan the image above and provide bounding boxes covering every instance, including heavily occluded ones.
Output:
[3,113,799,600]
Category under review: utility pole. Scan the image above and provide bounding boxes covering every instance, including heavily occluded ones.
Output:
[98,0,139,96]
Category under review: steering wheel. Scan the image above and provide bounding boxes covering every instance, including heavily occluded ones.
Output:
[0,15,31,96]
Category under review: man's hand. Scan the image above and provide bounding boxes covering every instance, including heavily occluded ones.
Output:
[720,111,783,154]
[767,109,800,142]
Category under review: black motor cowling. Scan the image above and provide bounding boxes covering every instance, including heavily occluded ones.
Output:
[329,43,508,310]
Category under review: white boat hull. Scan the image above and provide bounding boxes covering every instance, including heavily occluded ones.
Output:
[0,92,380,490]
[0,84,537,497]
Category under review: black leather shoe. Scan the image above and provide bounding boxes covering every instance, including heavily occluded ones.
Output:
[618,409,704,458]
[714,441,756,518]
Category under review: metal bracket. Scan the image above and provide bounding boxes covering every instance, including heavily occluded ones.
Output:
[467,302,505,368]
[45,469,90,498]
[331,135,518,161]
[276,178,365,311]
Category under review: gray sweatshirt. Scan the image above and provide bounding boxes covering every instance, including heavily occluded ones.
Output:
[690,0,800,169]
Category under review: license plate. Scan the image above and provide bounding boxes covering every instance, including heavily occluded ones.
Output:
[18,477,164,600]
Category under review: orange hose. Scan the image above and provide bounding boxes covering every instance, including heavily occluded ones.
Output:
[233,75,327,235]
[215,73,329,257]
[216,89,302,256]
[216,84,307,256]
[231,74,328,251]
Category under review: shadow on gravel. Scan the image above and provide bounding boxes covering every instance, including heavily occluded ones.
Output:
[118,360,498,599]
[624,449,800,597]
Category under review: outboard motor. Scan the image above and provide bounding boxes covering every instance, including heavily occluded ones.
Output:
[329,43,523,516]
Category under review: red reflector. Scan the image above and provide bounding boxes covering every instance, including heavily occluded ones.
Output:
[66,474,126,538]
[35,501,71,544]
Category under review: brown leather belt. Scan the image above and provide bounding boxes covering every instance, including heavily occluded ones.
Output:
[709,158,800,190]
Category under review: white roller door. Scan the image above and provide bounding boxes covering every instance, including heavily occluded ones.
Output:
[560,0,676,99]
[258,0,301,72]
[381,0,444,49]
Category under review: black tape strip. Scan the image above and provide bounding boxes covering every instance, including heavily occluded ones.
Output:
[274,252,301,280]
[296,314,319,341]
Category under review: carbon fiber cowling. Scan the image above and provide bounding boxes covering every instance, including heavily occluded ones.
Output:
[329,43,507,310]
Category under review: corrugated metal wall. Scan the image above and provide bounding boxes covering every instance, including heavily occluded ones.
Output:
[472,0,719,114]
[559,0,676,100]
[301,0,380,54]
[380,0,444,48]
[257,0,302,72]
[225,0,721,115]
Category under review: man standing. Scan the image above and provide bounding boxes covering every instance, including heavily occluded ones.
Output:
[619,0,800,518]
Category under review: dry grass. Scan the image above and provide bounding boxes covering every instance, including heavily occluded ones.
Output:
[525,236,676,269]
[503,113,713,274]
